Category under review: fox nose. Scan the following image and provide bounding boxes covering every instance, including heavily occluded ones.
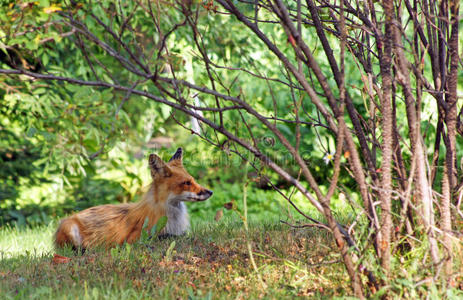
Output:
[199,189,213,197]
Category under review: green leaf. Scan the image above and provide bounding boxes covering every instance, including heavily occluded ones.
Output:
[39,0,50,7]
[150,224,157,236]
[110,247,118,259]
[33,88,47,95]
[8,211,26,226]
[160,105,171,119]
[153,216,168,236]
[40,131,55,141]
[142,216,149,229]
[139,217,150,241]
[164,240,176,261]
[26,127,37,137]
[42,53,49,66]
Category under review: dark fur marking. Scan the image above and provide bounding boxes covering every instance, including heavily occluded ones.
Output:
[157,233,180,240]
[168,148,183,162]
[72,246,86,255]
[116,206,129,216]
[92,218,106,228]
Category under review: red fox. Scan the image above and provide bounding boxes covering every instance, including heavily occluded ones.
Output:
[54,148,213,249]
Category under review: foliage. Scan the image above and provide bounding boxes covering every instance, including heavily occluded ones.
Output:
[0,0,344,225]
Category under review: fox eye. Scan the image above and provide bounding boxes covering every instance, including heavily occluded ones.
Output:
[183,181,191,186]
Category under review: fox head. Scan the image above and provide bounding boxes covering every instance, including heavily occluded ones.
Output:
[149,148,213,202]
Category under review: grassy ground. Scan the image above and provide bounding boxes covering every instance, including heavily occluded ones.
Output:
[0,217,351,299]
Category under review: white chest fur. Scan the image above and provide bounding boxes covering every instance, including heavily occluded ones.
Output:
[165,201,190,235]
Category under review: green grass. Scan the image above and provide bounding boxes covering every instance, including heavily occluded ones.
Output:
[2,216,462,299]
[0,223,56,259]
[0,216,350,299]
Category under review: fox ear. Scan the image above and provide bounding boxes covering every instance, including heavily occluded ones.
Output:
[149,154,172,178]
[168,148,183,163]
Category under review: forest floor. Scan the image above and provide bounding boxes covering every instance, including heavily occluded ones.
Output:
[0,218,351,299]
[2,218,463,299]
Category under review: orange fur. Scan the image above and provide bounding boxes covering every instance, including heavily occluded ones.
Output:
[54,148,212,249]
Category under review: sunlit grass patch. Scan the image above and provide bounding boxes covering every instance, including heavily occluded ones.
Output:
[0,222,55,258]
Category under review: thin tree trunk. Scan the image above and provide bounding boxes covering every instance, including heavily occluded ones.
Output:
[441,0,459,275]
[391,4,440,264]
[377,0,394,272]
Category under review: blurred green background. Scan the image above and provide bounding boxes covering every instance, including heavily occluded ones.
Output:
[0,0,453,228]
[0,111,324,226]
[0,0,346,227]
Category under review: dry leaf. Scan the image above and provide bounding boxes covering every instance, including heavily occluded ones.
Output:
[43,5,62,13]
[223,202,234,210]
[214,209,223,221]
[133,279,142,289]
[52,254,71,264]
[187,281,197,290]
